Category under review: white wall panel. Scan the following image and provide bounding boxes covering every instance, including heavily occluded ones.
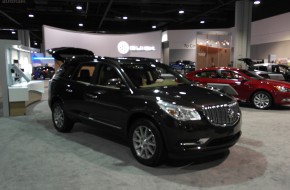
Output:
[43,25,162,59]
[251,12,290,45]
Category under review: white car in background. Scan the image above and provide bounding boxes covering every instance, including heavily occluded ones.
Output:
[238,58,288,81]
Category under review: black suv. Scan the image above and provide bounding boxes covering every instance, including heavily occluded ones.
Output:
[48,47,241,166]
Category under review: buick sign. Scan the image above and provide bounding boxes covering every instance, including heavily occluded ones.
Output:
[117,41,156,54]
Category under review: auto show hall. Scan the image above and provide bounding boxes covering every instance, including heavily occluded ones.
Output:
[0,81,289,190]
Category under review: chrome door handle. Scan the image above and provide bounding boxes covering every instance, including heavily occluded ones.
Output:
[66,89,73,93]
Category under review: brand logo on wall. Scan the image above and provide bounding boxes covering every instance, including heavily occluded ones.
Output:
[117,41,156,54]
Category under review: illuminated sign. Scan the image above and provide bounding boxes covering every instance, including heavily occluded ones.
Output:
[117,41,156,54]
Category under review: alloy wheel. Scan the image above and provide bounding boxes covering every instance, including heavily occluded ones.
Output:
[132,125,156,159]
[253,92,270,109]
[53,104,64,129]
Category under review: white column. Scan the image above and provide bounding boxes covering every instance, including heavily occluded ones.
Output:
[17,30,30,47]
[233,0,252,68]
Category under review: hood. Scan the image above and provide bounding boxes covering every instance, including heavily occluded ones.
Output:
[138,84,235,108]
[262,79,290,87]
[47,47,95,62]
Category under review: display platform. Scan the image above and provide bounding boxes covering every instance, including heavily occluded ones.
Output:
[8,81,44,116]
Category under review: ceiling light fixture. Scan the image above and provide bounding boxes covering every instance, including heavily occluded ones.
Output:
[254,1,261,5]
[79,23,83,27]
[152,25,156,29]
[179,10,184,14]
[11,31,16,34]
[76,5,82,10]
[122,16,128,20]
[28,14,34,18]
[34,42,38,45]
[200,20,205,24]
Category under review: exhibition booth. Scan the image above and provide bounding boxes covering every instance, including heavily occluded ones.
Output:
[0,40,44,117]
[2,12,290,117]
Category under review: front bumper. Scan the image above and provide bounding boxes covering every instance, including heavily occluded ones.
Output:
[156,112,242,159]
[273,91,290,105]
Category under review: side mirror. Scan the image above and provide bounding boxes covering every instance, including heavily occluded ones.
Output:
[106,78,127,89]
[237,76,247,82]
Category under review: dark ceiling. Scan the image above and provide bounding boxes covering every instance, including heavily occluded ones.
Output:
[0,0,290,49]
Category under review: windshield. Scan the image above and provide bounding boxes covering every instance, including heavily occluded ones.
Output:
[239,69,264,80]
[121,63,191,88]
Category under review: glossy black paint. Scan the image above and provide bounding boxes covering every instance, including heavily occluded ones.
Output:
[48,49,241,160]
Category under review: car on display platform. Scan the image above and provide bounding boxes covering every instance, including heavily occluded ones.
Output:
[48,47,241,167]
[170,60,195,74]
[32,66,55,80]
[186,67,290,109]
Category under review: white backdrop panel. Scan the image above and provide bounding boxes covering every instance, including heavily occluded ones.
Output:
[43,25,162,59]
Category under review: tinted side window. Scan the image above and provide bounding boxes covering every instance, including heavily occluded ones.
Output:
[96,64,125,88]
[272,65,280,73]
[73,65,96,83]
[258,66,268,71]
[195,71,218,78]
[54,64,75,79]
[220,70,235,79]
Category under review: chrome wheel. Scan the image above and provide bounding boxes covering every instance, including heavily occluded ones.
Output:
[53,104,64,129]
[52,101,73,132]
[252,91,272,109]
[132,125,156,159]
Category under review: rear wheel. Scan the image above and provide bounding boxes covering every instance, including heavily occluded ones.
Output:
[129,118,166,167]
[252,91,272,109]
[52,101,74,132]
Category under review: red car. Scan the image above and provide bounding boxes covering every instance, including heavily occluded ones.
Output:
[186,67,290,109]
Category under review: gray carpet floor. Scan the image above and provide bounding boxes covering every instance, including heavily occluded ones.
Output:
[0,82,290,190]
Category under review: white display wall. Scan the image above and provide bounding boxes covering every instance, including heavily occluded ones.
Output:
[43,25,162,59]
[251,12,290,45]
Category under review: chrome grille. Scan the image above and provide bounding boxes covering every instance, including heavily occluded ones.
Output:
[202,102,240,127]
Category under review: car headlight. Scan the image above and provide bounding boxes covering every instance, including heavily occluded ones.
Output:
[157,100,201,121]
[274,86,290,92]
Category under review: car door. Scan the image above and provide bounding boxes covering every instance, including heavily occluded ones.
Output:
[189,70,221,84]
[218,70,252,101]
[83,63,131,129]
[63,63,99,119]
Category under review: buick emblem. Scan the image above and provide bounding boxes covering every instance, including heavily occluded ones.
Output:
[227,108,235,118]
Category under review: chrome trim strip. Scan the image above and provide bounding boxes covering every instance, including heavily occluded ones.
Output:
[81,115,122,130]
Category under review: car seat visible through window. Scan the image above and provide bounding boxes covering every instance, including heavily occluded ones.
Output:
[79,69,91,83]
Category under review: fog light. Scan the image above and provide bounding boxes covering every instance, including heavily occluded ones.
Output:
[180,138,209,146]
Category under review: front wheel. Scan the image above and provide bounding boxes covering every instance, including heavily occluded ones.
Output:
[129,119,166,167]
[252,91,272,109]
[39,74,45,80]
[52,101,74,132]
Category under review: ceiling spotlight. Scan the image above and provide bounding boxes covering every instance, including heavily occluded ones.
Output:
[28,14,34,18]
[11,31,16,34]
[76,5,82,10]
[79,23,83,27]
[152,25,156,29]
[179,10,184,14]
[34,42,38,45]
[122,16,128,20]
[254,0,261,5]
[200,20,205,24]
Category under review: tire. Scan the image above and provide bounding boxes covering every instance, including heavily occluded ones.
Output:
[52,101,74,132]
[129,118,166,167]
[39,75,45,80]
[252,91,272,109]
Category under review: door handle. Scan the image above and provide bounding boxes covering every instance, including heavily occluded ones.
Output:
[66,89,73,93]
[85,93,98,99]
